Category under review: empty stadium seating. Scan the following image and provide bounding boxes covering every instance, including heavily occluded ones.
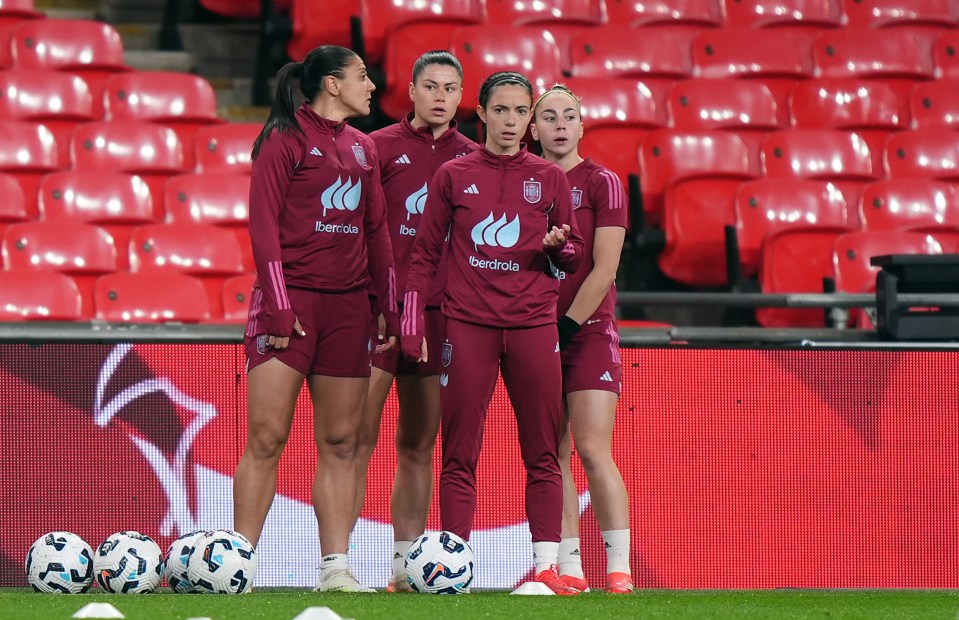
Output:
[221,272,255,324]
[734,179,855,279]
[379,21,458,121]
[0,119,60,217]
[37,171,156,270]
[199,0,290,19]
[128,223,246,319]
[842,0,959,46]
[0,68,96,164]
[286,0,357,60]
[357,0,485,66]
[909,79,959,128]
[94,271,210,323]
[0,269,82,321]
[0,0,42,70]
[102,71,224,170]
[605,0,724,51]
[932,30,959,78]
[883,128,959,180]
[832,229,943,294]
[761,129,878,183]
[726,0,844,29]
[2,221,116,317]
[69,120,186,218]
[450,25,563,116]
[193,122,259,175]
[0,171,26,239]
[858,179,959,232]
[10,18,130,117]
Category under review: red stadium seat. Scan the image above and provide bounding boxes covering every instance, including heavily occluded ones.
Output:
[10,19,131,117]
[909,79,959,129]
[933,31,959,79]
[199,0,289,19]
[450,25,563,117]
[657,177,742,286]
[858,179,959,232]
[164,173,252,271]
[884,128,959,180]
[605,0,724,26]
[2,221,116,317]
[129,223,246,319]
[569,25,690,79]
[562,76,663,188]
[0,0,42,70]
[94,271,210,323]
[102,71,224,170]
[691,28,813,125]
[843,0,958,46]
[637,128,755,225]
[37,171,156,270]
[735,179,855,278]
[726,0,844,28]
[221,272,255,324]
[761,129,878,182]
[70,120,186,218]
[757,225,850,327]
[0,119,59,218]
[287,0,358,60]
[379,21,458,121]
[486,0,606,73]
[667,78,783,169]
[193,122,258,175]
[0,171,26,240]
[789,78,908,172]
[357,0,485,66]
[0,270,81,321]
[833,230,943,294]
[811,28,935,105]
[0,69,96,164]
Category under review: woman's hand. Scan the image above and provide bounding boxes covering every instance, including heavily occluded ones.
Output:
[544,224,571,247]
[267,317,305,350]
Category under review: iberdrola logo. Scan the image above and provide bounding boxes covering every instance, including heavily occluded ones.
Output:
[405,183,427,220]
[321,176,362,217]
[470,212,520,251]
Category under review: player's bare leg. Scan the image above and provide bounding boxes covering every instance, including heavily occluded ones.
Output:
[309,374,374,593]
[234,358,303,547]
[388,373,441,591]
[557,405,589,592]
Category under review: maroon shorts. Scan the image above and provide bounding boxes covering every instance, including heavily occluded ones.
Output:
[245,287,372,378]
[371,307,445,376]
[560,315,622,395]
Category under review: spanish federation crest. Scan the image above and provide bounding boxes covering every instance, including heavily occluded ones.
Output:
[571,188,582,209]
[523,179,542,204]
[352,144,368,167]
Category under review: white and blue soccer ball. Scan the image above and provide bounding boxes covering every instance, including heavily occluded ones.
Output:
[405,530,475,594]
[93,531,164,594]
[164,530,207,593]
[25,531,94,594]
[187,529,256,594]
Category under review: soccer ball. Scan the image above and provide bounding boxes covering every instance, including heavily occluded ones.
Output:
[94,531,164,594]
[405,530,475,594]
[187,529,256,594]
[25,531,94,593]
[164,530,207,593]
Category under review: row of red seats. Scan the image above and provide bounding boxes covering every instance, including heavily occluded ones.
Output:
[0,269,254,323]
[1,221,252,319]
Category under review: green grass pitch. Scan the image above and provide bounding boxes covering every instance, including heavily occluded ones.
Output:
[2,588,959,619]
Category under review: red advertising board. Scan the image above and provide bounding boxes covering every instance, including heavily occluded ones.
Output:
[1,344,955,589]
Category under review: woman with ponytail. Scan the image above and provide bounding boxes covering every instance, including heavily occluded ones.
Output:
[234,45,398,593]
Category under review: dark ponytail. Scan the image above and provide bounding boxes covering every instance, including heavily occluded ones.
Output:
[252,45,359,160]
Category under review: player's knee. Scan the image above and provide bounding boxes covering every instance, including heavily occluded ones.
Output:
[575,441,613,473]
[319,433,357,460]
[247,431,289,462]
[396,433,436,465]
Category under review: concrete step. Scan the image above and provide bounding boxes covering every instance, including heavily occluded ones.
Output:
[114,22,160,51]
[98,0,166,23]
[179,22,260,78]
[34,0,99,19]
[123,49,196,72]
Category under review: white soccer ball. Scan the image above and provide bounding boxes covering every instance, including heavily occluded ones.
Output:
[405,530,475,594]
[164,530,207,593]
[93,531,164,594]
[25,531,94,594]
[187,529,256,594]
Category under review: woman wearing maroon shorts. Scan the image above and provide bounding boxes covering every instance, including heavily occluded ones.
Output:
[402,72,584,594]
[234,45,397,593]
[531,84,632,594]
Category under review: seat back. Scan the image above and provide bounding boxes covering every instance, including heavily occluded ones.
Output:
[358,0,485,65]
[762,129,877,181]
[193,122,259,175]
[0,270,82,320]
[569,26,691,80]
[221,273,255,324]
[94,271,210,323]
[910,79,959,129]
[0,170,27,238]
[833,229,943,294]
[884,128,959,180]
[726,0,844,28]
[604,0,725,27]
[0,119,59,217]
[287,0,358,60]
[859,179,959,231]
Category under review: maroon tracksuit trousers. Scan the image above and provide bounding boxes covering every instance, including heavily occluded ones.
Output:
[438,317,563,543]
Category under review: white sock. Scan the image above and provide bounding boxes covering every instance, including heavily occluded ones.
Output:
[602,529,631,575]
[320,553,348,576]
[392,540,413,580]
[558,537,584,578]
[531,541,559,574]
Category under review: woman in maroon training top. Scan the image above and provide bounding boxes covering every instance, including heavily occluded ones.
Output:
[234,45,397,593]
[531,84,632,594]
[352,50,477,592]
[402,71,584,594]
